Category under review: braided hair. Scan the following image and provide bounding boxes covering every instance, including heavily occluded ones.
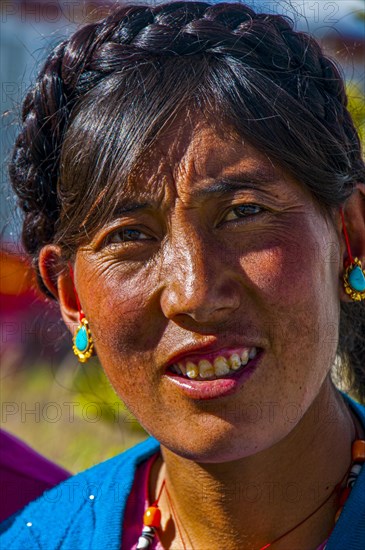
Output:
[9,1,365,401]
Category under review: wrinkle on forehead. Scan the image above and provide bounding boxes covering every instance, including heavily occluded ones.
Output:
[124,118,276,206]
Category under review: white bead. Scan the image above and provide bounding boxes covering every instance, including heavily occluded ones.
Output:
[350,464,362,475]
[136,536,150,548]
[26,522,32,527]
[89,495,95,500]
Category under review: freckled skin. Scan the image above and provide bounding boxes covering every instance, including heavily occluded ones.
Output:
[53,119,362,548]
[76,120,341,460]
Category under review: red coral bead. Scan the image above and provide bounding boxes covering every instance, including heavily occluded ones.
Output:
[143,506,162,527]
[352,440,365,463]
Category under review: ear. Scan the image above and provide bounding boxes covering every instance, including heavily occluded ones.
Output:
[339,183,365,301]
[38,245,79,335]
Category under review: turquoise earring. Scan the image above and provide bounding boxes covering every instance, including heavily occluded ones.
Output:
[340,208,365,302]
[68,263,94,363]
[73,315,94,363]
[343,257,365,302]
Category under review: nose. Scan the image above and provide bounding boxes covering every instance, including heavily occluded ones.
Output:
[160,232,241,325]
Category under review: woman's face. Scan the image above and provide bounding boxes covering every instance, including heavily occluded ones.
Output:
[74,119,342,462]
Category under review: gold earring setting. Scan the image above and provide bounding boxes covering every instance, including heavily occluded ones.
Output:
[343,257,365,302]
[73,317,94,363]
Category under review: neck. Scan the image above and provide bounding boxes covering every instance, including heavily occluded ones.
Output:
[150,382,360,550]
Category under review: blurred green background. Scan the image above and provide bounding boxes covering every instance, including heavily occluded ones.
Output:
[1,354,147,473]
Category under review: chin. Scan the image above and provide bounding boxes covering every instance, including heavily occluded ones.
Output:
[158,419,285,463]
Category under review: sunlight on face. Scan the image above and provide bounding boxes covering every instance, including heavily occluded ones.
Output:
[75,119,341,462]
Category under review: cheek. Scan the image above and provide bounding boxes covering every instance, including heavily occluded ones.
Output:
[243,228,340,357]
[244,224,338,306]
[81,266,162,390]
[243,244,315,319]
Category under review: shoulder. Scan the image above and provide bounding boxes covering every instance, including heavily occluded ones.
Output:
[0,436,160,550]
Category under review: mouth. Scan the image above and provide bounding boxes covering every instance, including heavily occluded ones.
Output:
[166,346,260,381]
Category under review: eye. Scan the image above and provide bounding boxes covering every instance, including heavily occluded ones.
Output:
[105,228,152,245]
[223,203,263,222]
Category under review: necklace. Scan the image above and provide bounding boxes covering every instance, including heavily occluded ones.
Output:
[136,423,365,550]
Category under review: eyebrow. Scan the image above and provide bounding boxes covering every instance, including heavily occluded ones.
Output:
[113,172,277,216]
[114,202,151,216]
[191,174,276,199]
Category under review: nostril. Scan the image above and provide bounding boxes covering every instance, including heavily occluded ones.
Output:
[160,267,241,324]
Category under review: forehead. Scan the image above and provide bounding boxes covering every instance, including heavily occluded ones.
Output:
[124,119,278,203]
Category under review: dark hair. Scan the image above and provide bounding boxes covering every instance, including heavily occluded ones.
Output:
[9,1,365,401]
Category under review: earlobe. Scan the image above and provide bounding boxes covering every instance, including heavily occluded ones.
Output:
[39,246,95,361]
[339,185,365,302]
[342,185,365,257]
[38,245,80,330]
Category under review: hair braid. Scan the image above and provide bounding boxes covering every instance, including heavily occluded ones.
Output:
[9,19,107,259]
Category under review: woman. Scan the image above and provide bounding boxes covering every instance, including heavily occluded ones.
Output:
[1,1,365,548]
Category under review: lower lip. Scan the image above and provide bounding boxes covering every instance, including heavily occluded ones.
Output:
[164,351,263,400]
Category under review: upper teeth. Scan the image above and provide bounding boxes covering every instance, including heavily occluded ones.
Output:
[172,348,257,380]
